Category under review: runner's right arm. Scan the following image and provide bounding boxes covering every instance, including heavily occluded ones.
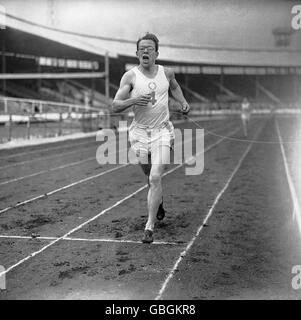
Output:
[112,71,151,113]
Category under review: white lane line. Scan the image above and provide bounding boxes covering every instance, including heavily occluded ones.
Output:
[275,120,301,238]
[0,126,240,278]
[155,123,263,300]
[0,118,190,159]
[0,157,96,186]
[0,235,180,246]
[0,126,237,214]
[0,131,202,210]
[0,121,235,186]
[164,128,240,176]
[0,118,210,161]
[64,237,181,246]
[0,122,233,210]
[0,164,128,214]
[0,185,148,278]
[0,138,95,161]
[0,119,232,170]
[0,235,57,240]
[0,122,176,162]
[0,144,96,170]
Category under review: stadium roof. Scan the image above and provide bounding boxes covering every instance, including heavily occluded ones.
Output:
[1,0,301,67]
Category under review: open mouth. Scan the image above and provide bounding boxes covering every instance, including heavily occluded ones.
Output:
[142,55,149,62]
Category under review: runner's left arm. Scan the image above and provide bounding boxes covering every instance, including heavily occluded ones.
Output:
[167,68,190,115]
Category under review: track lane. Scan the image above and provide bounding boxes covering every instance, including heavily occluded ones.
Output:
[0,118,265,299]
[0,120,237,185]
[161,118,301,299]
[0,119,229,165]
[0,121,238,211]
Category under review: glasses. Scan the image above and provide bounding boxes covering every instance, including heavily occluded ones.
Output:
[138,47,156,53]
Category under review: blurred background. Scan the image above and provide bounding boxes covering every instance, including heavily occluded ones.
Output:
[0,0,300,143]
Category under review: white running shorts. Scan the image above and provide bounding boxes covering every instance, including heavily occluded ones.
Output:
[129,121,175,158]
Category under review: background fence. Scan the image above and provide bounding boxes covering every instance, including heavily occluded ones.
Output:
[0,96,300,144]
[0,97,112,143]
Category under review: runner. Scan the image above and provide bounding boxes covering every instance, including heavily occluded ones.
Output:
[241,97,251,137]
[112,33,190,243]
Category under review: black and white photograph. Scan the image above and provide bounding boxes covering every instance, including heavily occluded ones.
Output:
[0,0,301,302]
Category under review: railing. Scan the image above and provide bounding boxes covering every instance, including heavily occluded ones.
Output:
[0,96,112,143]
[188,101,301,113]
[0,96,108,114]
[1,96,300,144]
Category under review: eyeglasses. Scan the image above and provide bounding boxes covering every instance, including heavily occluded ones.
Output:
[138,47,156,53]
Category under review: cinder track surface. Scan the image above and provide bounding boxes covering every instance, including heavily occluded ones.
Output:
[0,116,300,300]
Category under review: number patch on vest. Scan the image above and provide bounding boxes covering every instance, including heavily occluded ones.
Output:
[150,91,157,105]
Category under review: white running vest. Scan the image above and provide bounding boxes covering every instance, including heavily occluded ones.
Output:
[242,102,250,115]
[130,65,170,128]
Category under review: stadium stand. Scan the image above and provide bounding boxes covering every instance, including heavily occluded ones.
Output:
[0,3,300,142]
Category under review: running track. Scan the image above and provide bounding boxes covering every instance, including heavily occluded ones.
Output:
[0,115,301,299]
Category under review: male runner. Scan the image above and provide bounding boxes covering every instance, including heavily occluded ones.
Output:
[112,33,190,243]
[241,97,251,137]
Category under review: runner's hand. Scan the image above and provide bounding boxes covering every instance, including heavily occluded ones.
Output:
[135,94,152,106]
[181,101,190,115]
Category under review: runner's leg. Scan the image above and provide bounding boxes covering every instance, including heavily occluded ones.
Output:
[140,154,151,186]
[242,117,247,137]
[145,145,170,231]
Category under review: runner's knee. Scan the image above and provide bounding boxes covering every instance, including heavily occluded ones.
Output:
[149,172,161,187]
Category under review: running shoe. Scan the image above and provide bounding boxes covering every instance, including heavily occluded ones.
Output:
[142,229,153,243]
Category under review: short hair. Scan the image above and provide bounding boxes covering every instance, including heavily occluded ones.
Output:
[136,33,159,52]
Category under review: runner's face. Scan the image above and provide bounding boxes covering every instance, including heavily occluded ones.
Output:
[136,39,158,68]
